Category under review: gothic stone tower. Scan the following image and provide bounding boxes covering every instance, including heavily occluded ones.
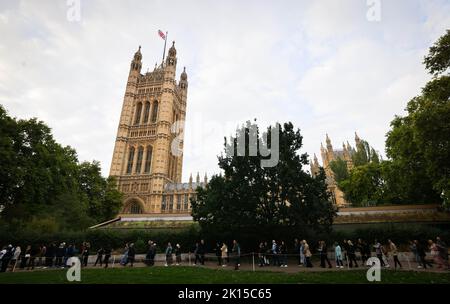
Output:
[109,42,188,214]
[311,132,361,207]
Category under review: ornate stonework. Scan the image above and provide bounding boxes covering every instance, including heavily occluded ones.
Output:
[109,43,203,215]
[311,133,362,207]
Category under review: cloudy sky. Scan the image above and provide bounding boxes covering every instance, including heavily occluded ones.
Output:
[0,0,449,180]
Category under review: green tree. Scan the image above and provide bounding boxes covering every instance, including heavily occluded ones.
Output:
[191,121,336,243]
[329,157,349,183]
[386,30,450,207]
[352,140,380,167]
[0,105,123,231]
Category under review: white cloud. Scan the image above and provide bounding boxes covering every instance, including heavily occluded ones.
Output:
[0,0,449,179]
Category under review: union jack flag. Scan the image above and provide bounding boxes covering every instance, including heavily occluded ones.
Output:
[158,30,166,40]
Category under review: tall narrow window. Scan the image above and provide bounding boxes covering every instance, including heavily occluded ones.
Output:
[126,146,135,174]
[144,145,153,173]
[135,146,144,173]
[169,195,174,211]
[151,101,159,123]
[161,196,166,211]
[183,194,189,210]
[134,102,143,125]
[143,102,150,123]
[176,194,181,211]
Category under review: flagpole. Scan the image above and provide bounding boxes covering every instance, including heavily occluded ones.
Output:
[162,31,168,66]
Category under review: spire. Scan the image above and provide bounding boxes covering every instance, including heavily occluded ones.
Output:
[355,132,361,146]
[166,41,177,66]
[204,173,208,184]
[179,66,188,90]
[189,173,193,188]
[130,45,142,72]
[326,134,332,151]
[313,153,319,165]
[343,142,347,151]
[196,172,200,184]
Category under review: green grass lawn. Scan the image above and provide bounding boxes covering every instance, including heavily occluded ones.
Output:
[0,267,449,284]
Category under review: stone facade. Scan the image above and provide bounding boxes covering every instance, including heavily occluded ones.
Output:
[109,43,202,215]
[310,132,362,207]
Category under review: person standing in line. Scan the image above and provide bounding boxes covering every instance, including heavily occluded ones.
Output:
[435,237,449,269]
[27,244,39,270]
[220,242,228,267]
[215,242,222,266]
[429,239,445,268]
[357,239,368,264]
[175,244,182,265]
[194,242,200,265]
[279,241,288,267]
[342,239,349,267]
[232,240,241,270]
[320,241,332,268]
[55,243,64,268]
[165,242,173,266]
[94,247,104,266]
[388,239,402,270]
[11,245,21,271]
[199,240,206,265]
[258,242,265,267]
[126,243,136,267]
[294,239,301,266]
[38,244,46,268]
[20,245,31,269]
[303,240,313,268]
[145,240,153,266]
[82,242,90,267]
[416,240,432,269]
[150,242,157,266]
[335,242,344,268]
[299,240,305,266]
[409,240,421,268]
[373,239,386,267]
[264,241,270,266]
[347,240,358,268]
[0,245,13,272]
[103,247,112,269]
[271,240,279,266]
[120,243,129,266]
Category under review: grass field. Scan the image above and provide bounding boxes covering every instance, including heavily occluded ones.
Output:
[0,267,449,284]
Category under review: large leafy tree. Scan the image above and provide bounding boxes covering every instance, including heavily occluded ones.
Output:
[0,105,123,231]
[191,121,335,244]
[386,30,450,207]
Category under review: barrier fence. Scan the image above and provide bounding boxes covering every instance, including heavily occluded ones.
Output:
[2,250,443,272]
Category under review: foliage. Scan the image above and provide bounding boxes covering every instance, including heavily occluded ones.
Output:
[329,157,349,184]
[0,104,123,231]
[330,30,450,208]
[191,121,336,244]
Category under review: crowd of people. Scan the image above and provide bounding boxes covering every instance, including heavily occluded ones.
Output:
[1,236,448,273]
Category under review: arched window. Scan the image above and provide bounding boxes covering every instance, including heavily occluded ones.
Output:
[130,201,143,214]
[144,145,153,173]
[135,146,144,173]
[143,102,150,123]
[161,196,166,211]
[126,146,135,174]
[134,102,143,125]
[151,101,159,123]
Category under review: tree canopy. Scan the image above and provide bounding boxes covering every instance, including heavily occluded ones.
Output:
[191,121,336,244]
[0,105,123,232]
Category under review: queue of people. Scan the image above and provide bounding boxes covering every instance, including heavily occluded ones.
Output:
[1,236,448,272]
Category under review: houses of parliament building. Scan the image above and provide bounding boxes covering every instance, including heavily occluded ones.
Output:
[109,42,206,217]
[109,43,360,217]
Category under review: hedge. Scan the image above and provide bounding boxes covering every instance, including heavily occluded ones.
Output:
[1,222,448,254]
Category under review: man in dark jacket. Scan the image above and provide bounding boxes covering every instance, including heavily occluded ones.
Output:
[103,247,112,268]
[415,240,433,269]
[125,243,136,267]
[94,247,104,266]
[0,245,13,272]
[198,240,206,265]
